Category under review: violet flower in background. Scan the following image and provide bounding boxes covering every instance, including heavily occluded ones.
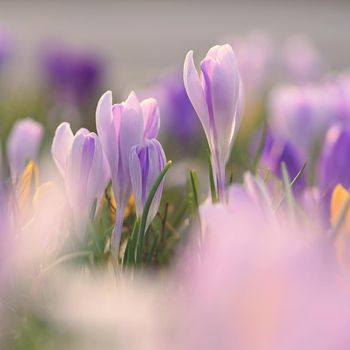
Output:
[282,35,323,83]
[230,32,274,98]
[318,124,350,207]
[183,44,243,201]
[96,90,160,249]
[7,118,44,183]
[145,72,200,145]
[42,45,104,107]
[52,122,109,228]
[323,72,350,124]
[130,138,166,230]
[268,84,332,157]
[259,129,306,193]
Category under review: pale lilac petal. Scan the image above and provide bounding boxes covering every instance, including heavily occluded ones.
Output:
[210,46,241,163]
[141,98,160,139]
[129,145,143,216]
[119,91,144,186]
[183,51,210,139]
[146,139,166,229]
[86,134,109,207]
[65,133,86,209]
[206,45,221,60]
[7,118,44,182]
[96,90,113,146]
[51,122,74,176]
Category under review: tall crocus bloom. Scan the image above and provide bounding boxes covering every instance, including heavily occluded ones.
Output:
[183,44,243,201]
[96,90,160,248]
[7,118,44,183]
[130,139,166,230]
[52,122,109,230]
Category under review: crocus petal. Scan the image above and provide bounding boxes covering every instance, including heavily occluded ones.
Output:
[86,133,109,208]
[96,90,113,145]
[51,122,74,175]
[210,46,241,162]
[96,90,118,173]
[141,98,160,139]
[129,145,143,216]
[145,139,166,229]
[183,51,210,140]
[65,133,86,209]
[119,91,144,186]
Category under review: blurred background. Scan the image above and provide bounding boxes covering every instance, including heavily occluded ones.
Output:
[1,0,349,92]
[1,0,350,169]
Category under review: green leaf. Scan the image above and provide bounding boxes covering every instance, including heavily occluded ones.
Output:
[145,233,160,265]
[280,162,295,216]
[208,156,218,203]
[276,162,307,211]
[189,170,200,209]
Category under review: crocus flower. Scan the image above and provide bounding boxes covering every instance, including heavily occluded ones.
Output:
[7,118,44,183]
[41,43,104,107]
[96,90,160,248]
[268,84,332,157]
[259,129,306,193]
[52,122,109,229]
[130,138,166,230]
[144,72,200,145]
[323,72,350,124]
[318,124,350,208]
[183,44,243,201]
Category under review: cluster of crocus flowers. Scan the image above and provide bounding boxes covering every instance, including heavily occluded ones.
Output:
[183,44,243,202]
[96,90,166,250]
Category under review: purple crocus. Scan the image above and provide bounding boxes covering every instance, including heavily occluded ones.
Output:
[268,84,332,157]
[145,72,200,144]
[41,43,103,107]
[52,122,109,228]
[0,28,12,68]
[183,44,243,201]
[318,124,350,207]
[96,90,160,248]
[130,139,166,230]
[7,118,44,183]
[259,129,306,193]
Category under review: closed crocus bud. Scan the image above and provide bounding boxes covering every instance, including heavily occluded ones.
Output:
[96,90,160,248]
[269,84,332,157]
[7,118,44,182]
[52,122,109,227]
[318,125,350,208]
[183,44,243,201]
[130,139,166,230]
